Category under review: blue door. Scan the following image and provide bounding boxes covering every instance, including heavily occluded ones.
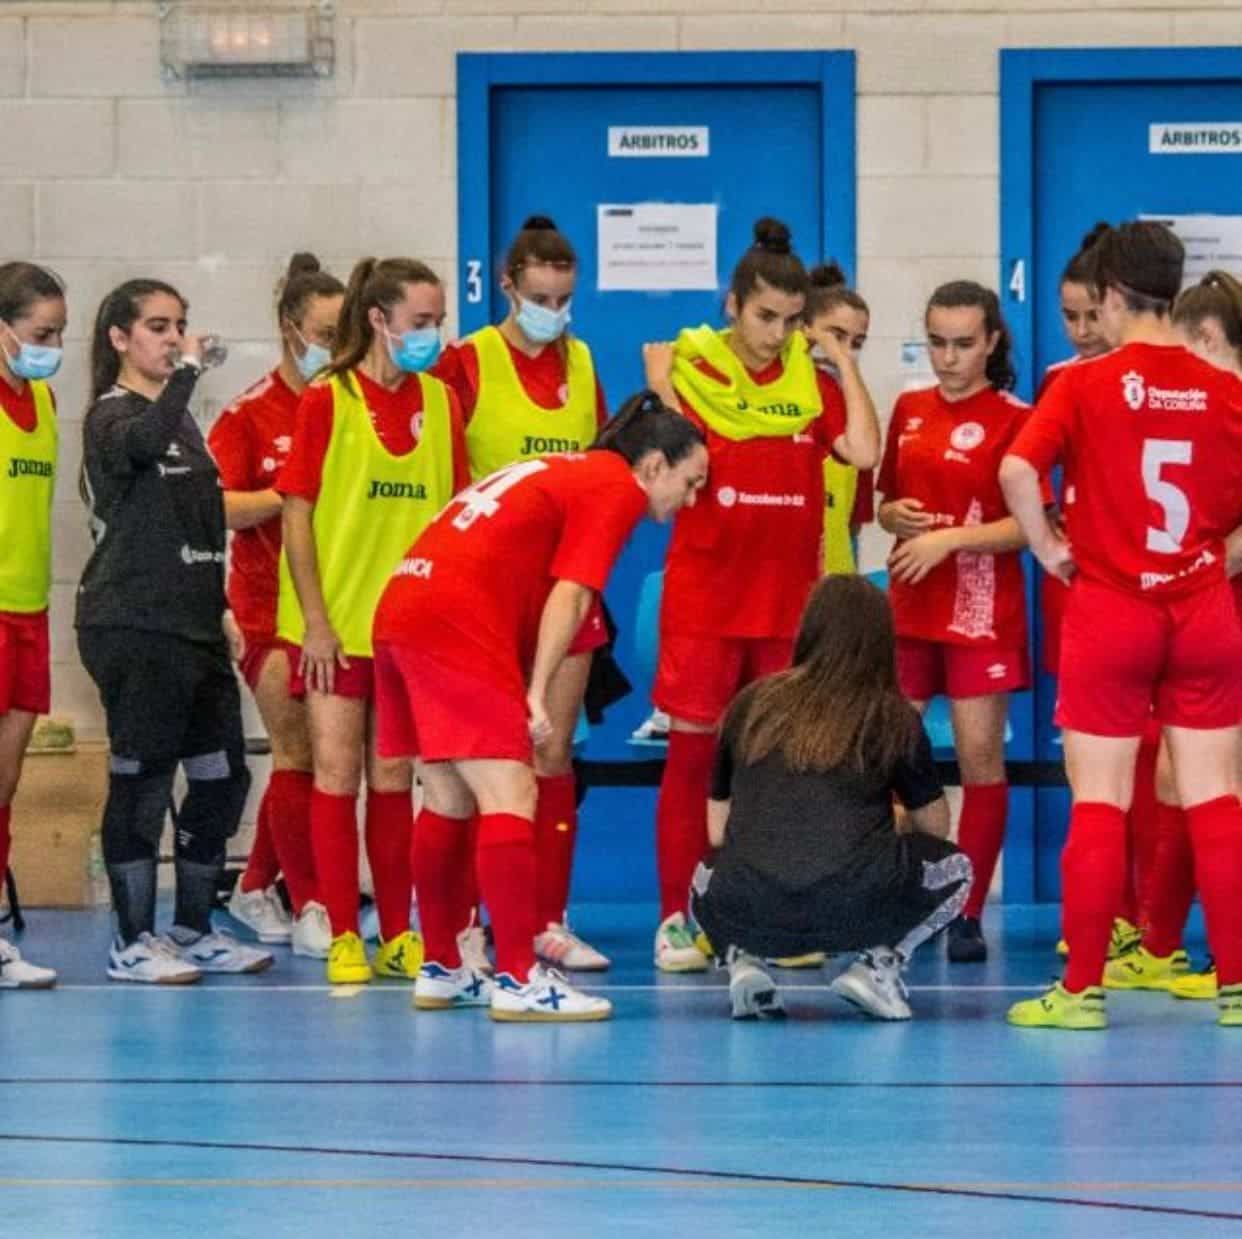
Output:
[458,52,856,899]
[1002,48,1242,900]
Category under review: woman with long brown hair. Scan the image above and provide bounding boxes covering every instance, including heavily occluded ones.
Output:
[691,575,972,1021]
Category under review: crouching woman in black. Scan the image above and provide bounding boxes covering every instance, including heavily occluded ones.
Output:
[691,574,972,1020]
[77,279,271,984]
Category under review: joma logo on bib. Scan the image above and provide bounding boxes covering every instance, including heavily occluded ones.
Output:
[368,480,428,500]
[736,398,809,419]
[7,457,53,479]
[521,435,581,456]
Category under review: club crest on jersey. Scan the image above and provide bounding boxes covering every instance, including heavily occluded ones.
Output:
[1122,371,1146,411]
[949,422,986,452]
[716,485,738,508]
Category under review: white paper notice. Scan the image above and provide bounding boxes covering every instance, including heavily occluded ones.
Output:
[1140,214,1242,286]
[597,203,718,292]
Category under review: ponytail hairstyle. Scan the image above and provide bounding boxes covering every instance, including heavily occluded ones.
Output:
[326,257,441,384]
[0,262,65,326]
[504,215,577,282]
[276,251,344,330]
[805,260,870,322]
[1061,221,1110,288]
[730,217,810,308]
[1173,270,1242,368]
[1087,220,1183,314]
[592,389,705,467]
[925,280,1016,392]
[88,278,186,404]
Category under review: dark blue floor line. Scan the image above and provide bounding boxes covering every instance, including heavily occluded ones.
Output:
[2,1132,1239,1223]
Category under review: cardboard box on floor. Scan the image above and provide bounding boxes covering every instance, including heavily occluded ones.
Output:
[6,741,108,909]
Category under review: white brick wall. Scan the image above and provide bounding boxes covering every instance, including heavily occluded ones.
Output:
[0,1,1235,742]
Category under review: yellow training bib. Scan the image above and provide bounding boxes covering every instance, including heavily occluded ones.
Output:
[465,325,598,482]
[0,380,57,612]
[822,457,860,575]
[277,371,456,658]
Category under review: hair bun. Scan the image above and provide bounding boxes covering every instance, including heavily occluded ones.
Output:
[752,216,792,255]
[809,261,847,289]
[287,252,322,279]
[521,215,558,233]
[1078,222,1111,253]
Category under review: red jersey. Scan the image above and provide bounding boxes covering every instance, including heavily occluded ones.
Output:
[433,336,608,425]
[373,452,647,698]
[277,368,470,504]
[1009,342,1242,600]
[662,363,847,640]
[878,384,1034,647]
[207,368,299,640]
[0,377,41,433]
[1036,356,1080,403]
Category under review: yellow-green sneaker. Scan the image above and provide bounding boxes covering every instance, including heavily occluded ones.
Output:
[1007,982,1107,1030]
[1108,918,1142,959]
[693,930,715,960]
[1218,984,1242,1027]
[1169,963,1218,1001]
[326,931,372,985]
[1103,946,1181,991]
[768,951,827,969]
[372,930,425,981]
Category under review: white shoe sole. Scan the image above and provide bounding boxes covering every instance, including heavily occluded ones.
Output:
[190,955,274,975]
[536,951,611,973]
[655,951,709,973]
[292,939,331,960]
[830,973,911,1021]
[0,974,57,990]
[226,912,292,944]
[489,1002,612,1023]
[106,966,201,986]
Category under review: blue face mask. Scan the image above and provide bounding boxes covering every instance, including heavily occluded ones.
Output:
[2,325,62,381]
[516,297,571,345]
[386,326,442,374]
[296,341,331,382]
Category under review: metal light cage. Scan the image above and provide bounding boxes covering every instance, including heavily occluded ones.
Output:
[158,1,335,80]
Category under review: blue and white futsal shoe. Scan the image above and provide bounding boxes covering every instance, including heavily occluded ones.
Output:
[490,963,612,1022]
[413,960,495,1010]
[107,932,202,985]
[164,926,274,974]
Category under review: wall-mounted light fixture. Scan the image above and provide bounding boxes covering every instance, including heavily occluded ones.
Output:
[158,1,335,80]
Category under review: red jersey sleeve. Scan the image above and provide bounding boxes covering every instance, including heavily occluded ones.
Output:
[1008,375,1076,476]
[550,468,646,592]
[876,399,905,498]
[207,407,254,491]
[850,468,875,526]
[275,384,334,504]
[812,370,848,450]
[446,388,471,494]
[594,374,609,429]
[431,341,480,423]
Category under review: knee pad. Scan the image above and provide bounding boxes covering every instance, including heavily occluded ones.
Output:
[175,749,251,863]
[102,757,177,862]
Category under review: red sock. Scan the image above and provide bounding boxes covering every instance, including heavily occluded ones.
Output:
[1142,801,1195,958]
[534,773,578,929]
[475,812,537,979]
[656,731,716,920]
[365,789,413,943]
[310,788,358,937]
[240,792,280,893]
[958,782,1009,920]
[462,813,481,932]
[1124,731,1161,924]
[410,809,473,968]
[1062,802,1128,992]
[0,804,11,878]
[1186,796,1242,987]
[263,770,316,914]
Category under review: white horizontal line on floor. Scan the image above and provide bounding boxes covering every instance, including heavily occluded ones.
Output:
[50,983,1036,994]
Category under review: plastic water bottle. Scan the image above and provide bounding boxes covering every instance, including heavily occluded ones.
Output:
[199,334,229,370]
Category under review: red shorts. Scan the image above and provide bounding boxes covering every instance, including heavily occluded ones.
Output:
[373,641,532,764]
[896,636,1029,702]
[1040,572,1069,677]
[567,596,608,658]
[0,610,50,716]
[1056,577,1242,736]
[287,646,375,701]
[237,635,298,693]
[653,632,793,727]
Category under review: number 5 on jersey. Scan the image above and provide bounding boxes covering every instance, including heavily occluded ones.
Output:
[451,460,549,531]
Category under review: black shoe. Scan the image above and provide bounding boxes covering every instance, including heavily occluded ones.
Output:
[947,915,987,963]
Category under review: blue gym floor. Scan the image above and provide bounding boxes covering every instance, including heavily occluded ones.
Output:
[1,902,1238,1237]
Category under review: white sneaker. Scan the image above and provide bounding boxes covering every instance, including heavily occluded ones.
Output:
[108,932,202,985]
[535,921,611,971]
[630,708,671,744]
[457,912,494,977]
[830,948,912,1020]
[490,963,612,1022]
[727,948,784,1020]
[654,912,709,973]
[165,927,274,975]
[413,960,494,1010]
[291,901,332,959]
[227,884,292,944]
[0,938,57,989]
